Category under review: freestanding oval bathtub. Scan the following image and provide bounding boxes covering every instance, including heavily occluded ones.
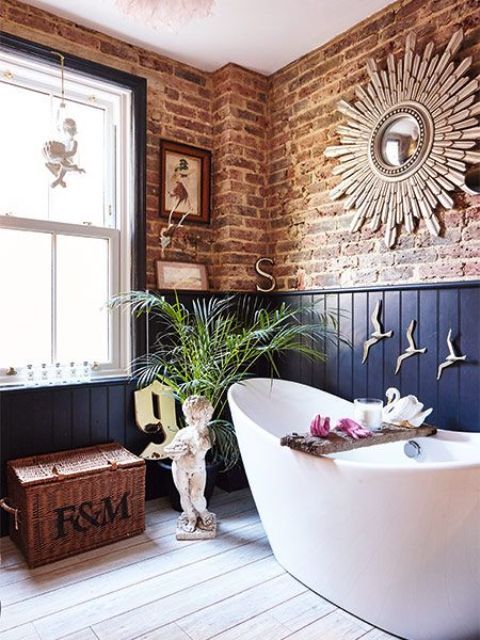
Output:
[228,378,480,640]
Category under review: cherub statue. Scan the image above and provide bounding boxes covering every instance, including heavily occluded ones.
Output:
[164,395,217,539]
[43,116,85,188]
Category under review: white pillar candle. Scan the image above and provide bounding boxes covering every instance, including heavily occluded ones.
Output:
[353,398,383,431]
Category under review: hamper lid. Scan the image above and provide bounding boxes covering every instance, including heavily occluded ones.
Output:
[7,443,144,486]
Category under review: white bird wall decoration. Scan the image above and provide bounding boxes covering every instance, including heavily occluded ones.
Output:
[362,300,393,363]
[437,329,467,380]
[395,319,427,375]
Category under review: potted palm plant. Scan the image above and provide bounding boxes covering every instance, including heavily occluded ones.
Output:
[112,292,340,504]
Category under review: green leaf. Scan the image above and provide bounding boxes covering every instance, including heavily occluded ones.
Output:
[111,291,346,469]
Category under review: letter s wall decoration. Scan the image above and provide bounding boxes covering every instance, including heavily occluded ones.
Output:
[255,257,276,292]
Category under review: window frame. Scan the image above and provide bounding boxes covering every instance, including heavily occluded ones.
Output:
[0,33,147,385]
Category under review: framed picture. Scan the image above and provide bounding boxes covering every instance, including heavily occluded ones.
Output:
[159,140,211,225]
[156,260,208,291]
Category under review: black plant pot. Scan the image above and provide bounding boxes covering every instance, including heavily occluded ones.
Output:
[157,459,221,512]
[215,459,249,492]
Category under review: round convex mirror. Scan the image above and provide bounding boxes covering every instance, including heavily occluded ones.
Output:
[380,115,420,167]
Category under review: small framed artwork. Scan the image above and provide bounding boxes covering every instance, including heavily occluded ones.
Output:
[156,260,208,291]
[159,140,211,225]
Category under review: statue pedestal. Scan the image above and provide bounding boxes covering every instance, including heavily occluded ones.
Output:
[176,513,217,541]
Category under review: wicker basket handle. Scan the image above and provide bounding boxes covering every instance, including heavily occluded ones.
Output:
[51,465,65,479]
[0,498,20,530]
[99,450,119,470]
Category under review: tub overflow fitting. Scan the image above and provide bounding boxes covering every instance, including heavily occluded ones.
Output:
[404,440,422,459]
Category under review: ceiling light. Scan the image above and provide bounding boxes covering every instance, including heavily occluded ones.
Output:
[115,0,215,29]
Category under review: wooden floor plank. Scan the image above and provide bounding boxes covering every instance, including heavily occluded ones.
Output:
[56,630,100,640]
[176,573,306,640]
[33,542,274,640]
[0,494,256,587]
[0,624,41,640]
[284,609,372,640]
[269,590,336,632]
[205,611,290,640]
[91,555,282,640]
[2,524,267,633]
[360,629,400,639]
[134,622,193,640]
[0,489,397,640]
[1,509,260,605]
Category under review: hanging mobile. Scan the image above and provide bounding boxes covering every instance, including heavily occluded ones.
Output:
[43,52,85,188]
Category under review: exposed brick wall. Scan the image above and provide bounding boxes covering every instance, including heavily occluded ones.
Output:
[1,0,268,290]
[2,0,479,292]
[268,0,480,290]
[210,64,270,290]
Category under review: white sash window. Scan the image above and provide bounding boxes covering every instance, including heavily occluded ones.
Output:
[0,50,133,382]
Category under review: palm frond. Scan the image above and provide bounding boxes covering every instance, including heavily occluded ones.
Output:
[113,291,346,469]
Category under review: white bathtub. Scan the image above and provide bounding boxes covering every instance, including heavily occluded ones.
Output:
[228,378,480,640]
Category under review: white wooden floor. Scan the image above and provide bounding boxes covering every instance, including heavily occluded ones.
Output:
[0,489,398,640]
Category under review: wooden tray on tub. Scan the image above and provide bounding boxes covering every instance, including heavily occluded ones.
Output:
[280,423,436,456]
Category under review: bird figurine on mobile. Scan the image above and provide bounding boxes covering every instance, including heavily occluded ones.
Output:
[363,300,393,363]
[43,115,85,188]
[43,52,85,188]
[395,319,427,374]
[437,329,467,380]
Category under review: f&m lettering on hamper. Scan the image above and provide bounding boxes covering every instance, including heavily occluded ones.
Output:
[54,491,131,538]
[2,443,145,567]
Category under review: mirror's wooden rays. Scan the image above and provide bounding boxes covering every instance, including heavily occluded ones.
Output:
[325,29,480,248]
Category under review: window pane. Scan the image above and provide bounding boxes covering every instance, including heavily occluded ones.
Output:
[56,235,110,363]
[0,83,109,227]
[0,228,52,365]
[0,82,50,219]
[48,98,108,227]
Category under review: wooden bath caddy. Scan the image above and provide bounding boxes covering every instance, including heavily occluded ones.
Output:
[280,423,436,456]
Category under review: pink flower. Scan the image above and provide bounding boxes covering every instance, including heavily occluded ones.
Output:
[336,418,372,440]
[310,414,331,437]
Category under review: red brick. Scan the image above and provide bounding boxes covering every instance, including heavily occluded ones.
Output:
[4,0,479,291]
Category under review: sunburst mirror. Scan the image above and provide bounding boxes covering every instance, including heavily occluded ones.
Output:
[325,29,480,247]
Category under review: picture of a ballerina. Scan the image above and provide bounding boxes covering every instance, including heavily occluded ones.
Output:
[166,154,200,216]
[160,140,211,225]
[43,116,86,189]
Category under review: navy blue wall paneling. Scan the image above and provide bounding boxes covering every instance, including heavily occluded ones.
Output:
[274,281,480,433]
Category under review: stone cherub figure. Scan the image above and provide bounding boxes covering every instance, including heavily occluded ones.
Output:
[164,395,217,539]
[43,116,85,188]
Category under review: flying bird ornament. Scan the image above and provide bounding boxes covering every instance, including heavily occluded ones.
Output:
[362,300,393,363]
[395,319,427,375]
[437,329,467,380]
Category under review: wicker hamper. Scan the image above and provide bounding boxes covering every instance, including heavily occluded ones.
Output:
[0,443,145,568]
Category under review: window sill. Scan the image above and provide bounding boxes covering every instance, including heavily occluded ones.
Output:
[0,374,131,392]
